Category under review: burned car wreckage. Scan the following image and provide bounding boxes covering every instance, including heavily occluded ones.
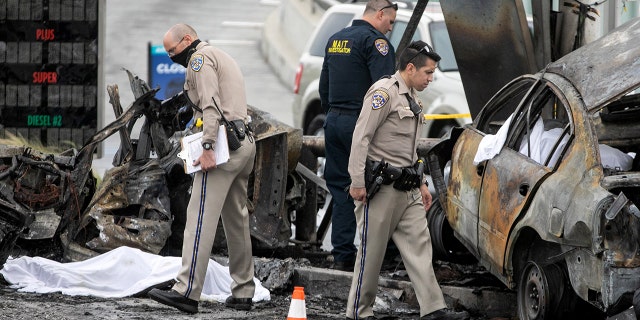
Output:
[426,18,640,319]
[0,69,316,267]
[2,4,639,320]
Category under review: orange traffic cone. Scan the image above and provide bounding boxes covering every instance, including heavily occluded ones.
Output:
[287,286,307,320]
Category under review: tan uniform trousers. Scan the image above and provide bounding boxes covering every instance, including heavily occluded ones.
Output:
[346,184,446,318]
[173,137,256,301]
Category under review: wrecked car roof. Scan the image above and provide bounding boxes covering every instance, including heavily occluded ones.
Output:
[545,17,640,112]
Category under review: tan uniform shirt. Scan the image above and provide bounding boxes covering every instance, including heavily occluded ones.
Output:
[348,71,424,188]
[184,42,247,148]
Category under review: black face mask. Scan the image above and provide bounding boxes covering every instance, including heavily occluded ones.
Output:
[171,39,201,68]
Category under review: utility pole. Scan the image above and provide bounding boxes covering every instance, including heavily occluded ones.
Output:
[396,0,429,61]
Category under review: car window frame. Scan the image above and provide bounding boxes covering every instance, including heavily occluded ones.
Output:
[428,20,458,72]
[476,76,574,170]
[475,77,535,134]
[506,80,573,169]
[387,19,422,52]
[308,12,357,57]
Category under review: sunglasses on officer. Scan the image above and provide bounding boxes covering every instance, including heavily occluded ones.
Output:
[407,44,435,63]
[379,1,398,11]
[166,36,186,57]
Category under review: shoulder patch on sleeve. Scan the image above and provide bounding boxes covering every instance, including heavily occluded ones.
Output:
[374,39,389,56]
[190,54,204,72]
[371,89,389,110]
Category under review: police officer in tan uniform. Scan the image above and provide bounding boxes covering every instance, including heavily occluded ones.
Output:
[149,23,256,314]
[346,41,468,320]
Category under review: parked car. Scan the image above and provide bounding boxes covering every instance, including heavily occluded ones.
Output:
[426,18,640,319]
[291,2,471,138]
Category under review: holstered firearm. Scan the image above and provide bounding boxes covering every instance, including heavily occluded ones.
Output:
[365,159,387,200]
[365,159,402,200]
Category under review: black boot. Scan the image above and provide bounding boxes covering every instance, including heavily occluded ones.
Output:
[148,288,198,313]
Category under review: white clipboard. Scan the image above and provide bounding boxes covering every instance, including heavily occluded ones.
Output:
[177,125,230,174]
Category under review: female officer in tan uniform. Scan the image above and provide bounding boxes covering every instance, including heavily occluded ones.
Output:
[149,23,255,314]
[346,41,468,320]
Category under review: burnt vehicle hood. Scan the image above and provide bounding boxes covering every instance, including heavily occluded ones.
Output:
[545,18,640,112]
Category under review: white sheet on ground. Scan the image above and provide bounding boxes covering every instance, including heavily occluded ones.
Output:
[0,246,270,302]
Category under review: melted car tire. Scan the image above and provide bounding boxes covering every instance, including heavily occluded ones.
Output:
[429,119,457,138]
[426,201,476,264]
[517,260,605,319]
[517,261,565,320]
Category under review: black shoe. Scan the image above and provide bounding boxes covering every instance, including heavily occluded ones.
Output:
[421,308,469,320]
[148,288,198,314]
[332,260,355,271]
[225,296,252,310]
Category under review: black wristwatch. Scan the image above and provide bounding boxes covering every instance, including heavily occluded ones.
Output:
[202,142,213,150]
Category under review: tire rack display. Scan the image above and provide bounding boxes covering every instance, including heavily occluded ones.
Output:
[0,0,98,147]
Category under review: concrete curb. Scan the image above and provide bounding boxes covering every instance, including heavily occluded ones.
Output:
[293,266,517,318]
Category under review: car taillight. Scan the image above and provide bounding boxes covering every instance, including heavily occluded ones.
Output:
[293,63,303,94]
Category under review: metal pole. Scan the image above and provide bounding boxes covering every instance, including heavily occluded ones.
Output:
[396,0,429,62]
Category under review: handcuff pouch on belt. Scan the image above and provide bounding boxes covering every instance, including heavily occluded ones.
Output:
[392,163,423,191]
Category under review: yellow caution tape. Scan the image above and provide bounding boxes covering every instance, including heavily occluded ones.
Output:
[195,118,203,128]
[423,113,471,120]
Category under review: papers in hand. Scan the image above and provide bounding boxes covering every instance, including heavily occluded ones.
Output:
[177,125,230,174]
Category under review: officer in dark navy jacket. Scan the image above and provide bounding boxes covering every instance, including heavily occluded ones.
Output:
[319,0,397,271]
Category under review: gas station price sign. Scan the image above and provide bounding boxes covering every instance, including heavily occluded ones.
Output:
[0,0,99,148]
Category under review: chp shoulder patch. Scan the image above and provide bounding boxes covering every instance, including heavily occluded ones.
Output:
[371,89,389,110]
[374,39,389,56]
[190,54,204,72]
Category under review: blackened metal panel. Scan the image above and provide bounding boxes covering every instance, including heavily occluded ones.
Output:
[247,105,302,247]
[445,128,485,258]
[440,0,537,119]
[531,0,552,69]
[250,133,288,247]
[546,18,640,111]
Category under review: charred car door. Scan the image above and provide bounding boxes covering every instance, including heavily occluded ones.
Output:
[470,77,572,273]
